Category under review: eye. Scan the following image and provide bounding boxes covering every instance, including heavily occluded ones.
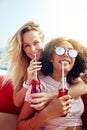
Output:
[34,41,40,46]
[23,44,31,48]
[68,49,78,58]
[55,47,65,55]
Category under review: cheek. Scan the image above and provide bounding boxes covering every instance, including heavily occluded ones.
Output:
[38,43,43,49]
[72,58,75,65]
[23,48,31,57]
[23,48,27,54]
[70,59,75,69]
[50,57,55,63]
[50,54,57,62]
[36,42,43,50]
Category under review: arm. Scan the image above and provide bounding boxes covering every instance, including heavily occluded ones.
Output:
[13,58,42,107]
[53,78,87,98]
[28,78,87,110]
[69,78,87,98]
[80,73,87,84]
[17,95,71,130]
[13,87,28,107]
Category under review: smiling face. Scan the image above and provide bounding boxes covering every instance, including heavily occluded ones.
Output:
[51,41,76,77]
[22,30,43,60]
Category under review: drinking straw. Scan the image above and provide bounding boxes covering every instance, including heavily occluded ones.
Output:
[34,53,38,80]
[61,61,65,91]
[32,46,37,80]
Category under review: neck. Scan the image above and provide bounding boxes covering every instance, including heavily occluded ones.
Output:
[50,71,67,82]
[50,73,62,82]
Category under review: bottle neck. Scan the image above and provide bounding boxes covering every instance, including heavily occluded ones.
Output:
[61,77,67,88]
[33,71,38,80]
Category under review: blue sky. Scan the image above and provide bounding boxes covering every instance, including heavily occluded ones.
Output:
[0,0,87,49]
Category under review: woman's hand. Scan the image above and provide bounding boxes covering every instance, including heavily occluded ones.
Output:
[16,95,72,130]
[45,95,72,119]
[26,58,42,84]
[29,91,57,110]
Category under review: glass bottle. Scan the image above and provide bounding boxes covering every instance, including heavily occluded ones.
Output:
[31,78,41,94]
[58,77,68,97]
[31,52,41,95]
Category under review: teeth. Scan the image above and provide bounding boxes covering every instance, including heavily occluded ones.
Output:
[61,61,69,64]
[64,61,69,64]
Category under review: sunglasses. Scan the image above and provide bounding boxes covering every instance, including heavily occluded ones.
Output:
[55,47,78,58]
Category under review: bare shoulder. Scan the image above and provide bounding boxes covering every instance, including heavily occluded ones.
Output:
[80,73,87,84]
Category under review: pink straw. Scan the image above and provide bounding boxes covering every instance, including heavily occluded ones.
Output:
[32,46,37,80]
[62,61,65,91]
[34,53,38,80]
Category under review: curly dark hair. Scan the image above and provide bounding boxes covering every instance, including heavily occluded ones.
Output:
[40,37,87,84]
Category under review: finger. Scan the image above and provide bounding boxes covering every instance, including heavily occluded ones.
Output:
[30,97,45,103]
[65,97,72,105]
[31,92,45,97]
[61,103,71,116]
[30,59,41,65]
[63,103,72,111]
[30,65,42,70]
[30,93,50,103]
[30,57,36,62]
[30,102,45,110]
[63,108,71,115]
[59,95,71,101]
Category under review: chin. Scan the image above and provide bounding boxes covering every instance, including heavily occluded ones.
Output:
[64,68,70,73]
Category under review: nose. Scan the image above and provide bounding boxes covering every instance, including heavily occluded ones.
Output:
[63,50,68,57]
[31,45,36,52]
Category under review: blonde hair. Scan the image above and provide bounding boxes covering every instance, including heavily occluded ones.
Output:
[3,21,44,88]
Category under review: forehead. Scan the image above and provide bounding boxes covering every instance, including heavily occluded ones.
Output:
[22,30,42,45]
[59,41,74,49]
[23,30,40,39]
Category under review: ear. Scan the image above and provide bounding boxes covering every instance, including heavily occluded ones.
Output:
[50,58,53,62]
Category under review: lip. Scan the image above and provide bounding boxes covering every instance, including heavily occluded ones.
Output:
[31,52,41,59]
[59,60,71,64]
[32,53,36,56]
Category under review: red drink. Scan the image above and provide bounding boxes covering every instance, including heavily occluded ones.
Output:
[58,88,68,97]
[58,88,68,116]
[31,79,41,97]
[31,79,41,105]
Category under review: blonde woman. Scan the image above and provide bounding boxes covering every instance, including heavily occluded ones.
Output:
[3,21,44,107]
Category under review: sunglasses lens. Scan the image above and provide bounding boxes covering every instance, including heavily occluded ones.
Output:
[55,47,65,55]
[55,47,78,58]
[68,49,78,58]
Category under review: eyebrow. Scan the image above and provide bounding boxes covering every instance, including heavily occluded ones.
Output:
[56,46,74,49]
[23,42,30,45]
